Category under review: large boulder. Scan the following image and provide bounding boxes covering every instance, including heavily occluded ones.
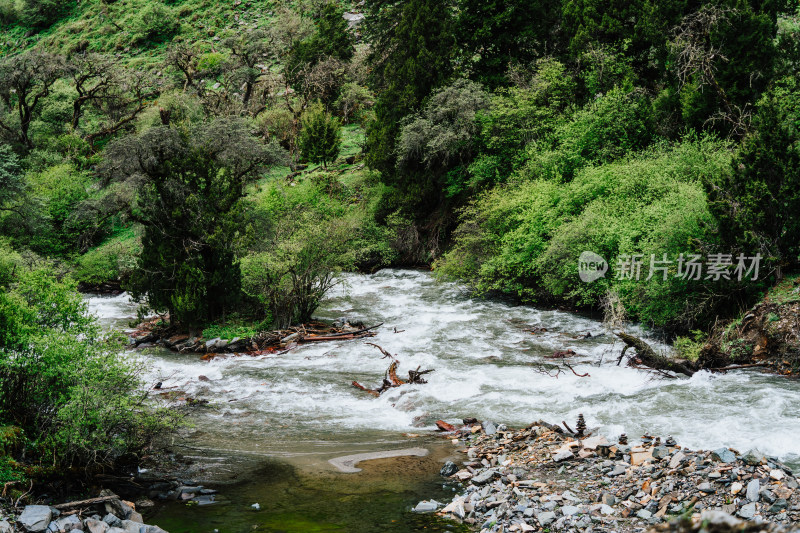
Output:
[18,506,52,532]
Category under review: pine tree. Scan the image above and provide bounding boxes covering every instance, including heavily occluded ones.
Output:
[298,104,342,168]
[364,0,456,178]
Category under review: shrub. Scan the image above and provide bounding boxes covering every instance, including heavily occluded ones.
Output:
[132,3,179,44]
[0,266,178,473]
[17,0,75,28]
[436,135,734,330]
[298,103,342,168]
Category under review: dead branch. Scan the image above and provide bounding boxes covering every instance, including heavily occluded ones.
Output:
[351,380,380,397]
[615,331,695,377]
[53,494,120,510]
[365,342,396,360]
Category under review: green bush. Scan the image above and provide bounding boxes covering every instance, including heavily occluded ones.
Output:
[17,0,75,28]
[298,103,342,168]
[73,228,140,286]
[436,135,733,329]
[0,265,178,474]
[132,3,179,44]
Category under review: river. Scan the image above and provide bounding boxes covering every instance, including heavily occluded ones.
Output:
[86,269,800,532]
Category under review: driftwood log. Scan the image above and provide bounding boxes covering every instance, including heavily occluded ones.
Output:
[615,331,695,377]
[352,344,434,396]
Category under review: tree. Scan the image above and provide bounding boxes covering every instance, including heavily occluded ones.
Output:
[364,0,456,176]
[456,0,565,87]
[0,50,65,149]
[100,119,287,326]
[298,104,342,168]
[0,145,23,212]
[221,30,271,108]
[707,77,800,280]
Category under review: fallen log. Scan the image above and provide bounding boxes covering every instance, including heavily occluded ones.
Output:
[351,380,379,397]
[53,494,120,510]
[615,331,695,377]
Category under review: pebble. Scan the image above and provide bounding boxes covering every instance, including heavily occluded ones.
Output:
[738,502,757,519]
[747,479,761,501]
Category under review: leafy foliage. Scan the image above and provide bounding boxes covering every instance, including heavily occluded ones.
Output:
[298,103,343,168]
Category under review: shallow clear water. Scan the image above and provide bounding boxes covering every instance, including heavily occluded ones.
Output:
[86,269,800,531]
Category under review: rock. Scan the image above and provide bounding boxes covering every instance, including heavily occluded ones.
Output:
[697,482,715,493]
[770,469,785,481]
[637,509,653,519]
[0,520,11,533]
[742,449,765,466]
[701,510,743,528]
[737,502,757,519]
[412,500,439,513]
[746,479,760,501]
[599,504,614,515]
[128,511,143,524]
[104,499,133,520]
[537,511,556,526]
[84,519,109,533]
[652,446,670,459]
[608,464,628,477]
[553,450,573,462]
[342,12,365,28]
[440,461,458,477]
[601,492,615,506]
[669,452,685,469]
[768,499,788,513]
[19,506,53,532]
[712,447,737,463]
[631,449,653,466]
[759,489,776,504]
[102,515,122,528]
[561,505,579,516]
[471,469,497,485]
[119,520,143,533]
[482,421,497,435]
[731,482,743,495]
[48,515,81,532]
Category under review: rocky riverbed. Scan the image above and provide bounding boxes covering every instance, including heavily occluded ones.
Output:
[421,419,800,532]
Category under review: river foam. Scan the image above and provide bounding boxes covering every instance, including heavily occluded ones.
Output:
[87,269,800,468]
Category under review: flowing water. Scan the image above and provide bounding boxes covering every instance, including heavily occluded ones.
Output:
[86,269,800,532]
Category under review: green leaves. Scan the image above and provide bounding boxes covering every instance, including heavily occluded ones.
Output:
[299,103,342,168]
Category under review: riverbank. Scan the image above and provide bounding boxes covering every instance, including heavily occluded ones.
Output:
[426,419,799,532]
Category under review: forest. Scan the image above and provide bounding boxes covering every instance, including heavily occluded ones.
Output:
[0,0,799,499]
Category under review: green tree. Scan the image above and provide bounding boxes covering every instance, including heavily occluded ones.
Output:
[364,0,456,177]
[0,145,23,212]
[298,104,342,168]
[707,77,800,279]
[100,119,287,326]
[456,0,565,87]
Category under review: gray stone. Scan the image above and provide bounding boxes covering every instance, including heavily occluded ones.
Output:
[701,510,743,528]
[652,446,669,459]
[84,519,109,533]
[768,499,788,513]
[102,515,122,528]
[637,510,653,519]
[0,520,11,533]
[759,489,776,504]
[738,502,757,520]
[599,504,614,515]
[712,447,737,463]
[144,528,168,533]
[561,505,580,516]
[412,501,439,513]
[608,465,627,477]
[482,421,497,435]
[553,450,573,462]
[746,479,760,502]
[49,515,81,532]
[471,469,497,485]
[601,492,615,506]
[743,449,765,466]
[127,512,143,524]
[537,511,556,526]
[698,482,715,493]
[669,452,686,468]
[440,461,458,477]
[119,521,143,533]
[20,506,53,532]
